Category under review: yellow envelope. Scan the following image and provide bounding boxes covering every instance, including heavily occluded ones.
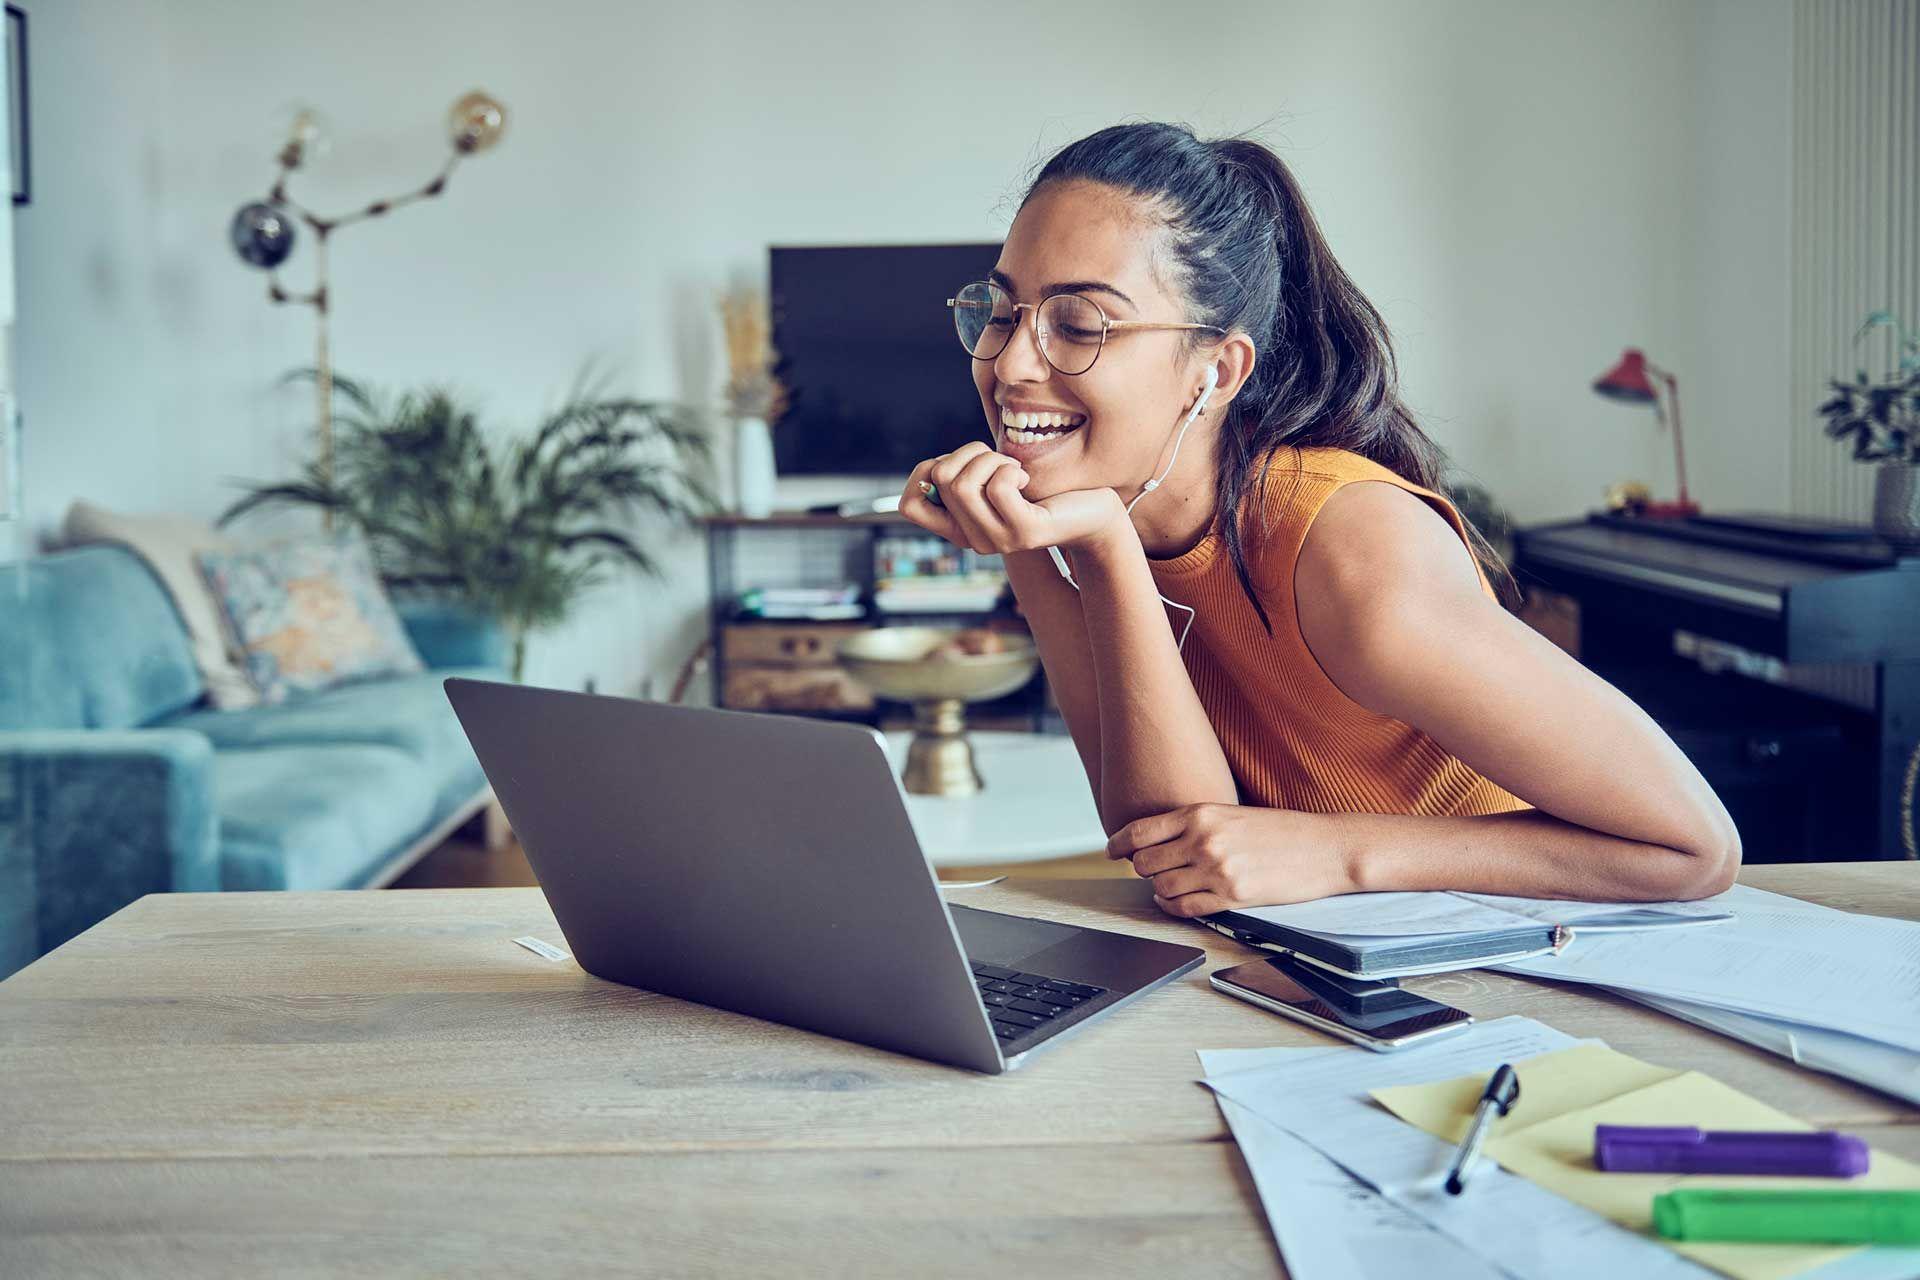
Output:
[1372,1046,1920,1280]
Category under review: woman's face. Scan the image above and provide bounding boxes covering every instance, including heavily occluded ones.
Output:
[972,180,1218,502]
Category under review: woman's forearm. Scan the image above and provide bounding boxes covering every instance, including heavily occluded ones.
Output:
[1001,548,1108,803]
[1072,527,1238,833]
[1333,806,1740,902]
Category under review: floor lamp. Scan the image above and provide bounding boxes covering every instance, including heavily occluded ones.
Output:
[227,92,507,505]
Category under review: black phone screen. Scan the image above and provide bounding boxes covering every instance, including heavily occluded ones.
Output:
[1215,956,1471,1040]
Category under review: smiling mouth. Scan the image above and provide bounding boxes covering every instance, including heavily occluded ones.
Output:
[1000,407,1087,444]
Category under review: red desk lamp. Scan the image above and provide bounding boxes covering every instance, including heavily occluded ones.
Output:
[1592,348,1700,518]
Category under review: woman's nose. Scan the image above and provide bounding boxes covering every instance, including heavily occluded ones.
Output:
[993,306,1052,384]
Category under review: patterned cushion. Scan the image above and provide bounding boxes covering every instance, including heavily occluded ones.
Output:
[196,533,424,704]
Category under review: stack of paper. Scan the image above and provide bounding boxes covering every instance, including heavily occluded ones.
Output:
[872,570,1007,613]
[734,584,864,620]
[1228,890,1731,938]
[1200,1018,1920,1280]
[1493,884,1920,1105]
[1208,890,1732,978]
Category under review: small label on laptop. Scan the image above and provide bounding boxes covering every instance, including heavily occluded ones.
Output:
[512,936,571,962]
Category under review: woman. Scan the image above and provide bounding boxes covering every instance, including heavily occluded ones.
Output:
[899,122,1739,915]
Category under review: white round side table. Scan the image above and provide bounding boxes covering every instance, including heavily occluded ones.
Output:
[881,730,1107,868]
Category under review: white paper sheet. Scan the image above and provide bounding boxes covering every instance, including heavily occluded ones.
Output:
[1620,990,1920,1107]
[1200,1051,1509,1280]
[1498,884,1920,1052]
[1201,1016,1920,1280]
[1204,1017,1716,1280]
[1226,888,1730,939]
[1455,891,1732,927]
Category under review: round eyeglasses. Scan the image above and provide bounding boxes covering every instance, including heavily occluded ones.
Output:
[946,280,1224,376]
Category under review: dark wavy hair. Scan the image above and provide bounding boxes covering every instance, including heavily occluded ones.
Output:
[1021,121,1517,633]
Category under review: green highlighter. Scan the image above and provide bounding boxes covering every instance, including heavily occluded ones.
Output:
[1652,1189,1920,1245]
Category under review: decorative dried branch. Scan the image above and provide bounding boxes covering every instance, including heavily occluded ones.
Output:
[717,286,788,422]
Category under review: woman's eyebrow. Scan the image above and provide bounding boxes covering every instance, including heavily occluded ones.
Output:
[988,267,1135,307]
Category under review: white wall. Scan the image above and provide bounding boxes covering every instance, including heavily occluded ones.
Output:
[14,0,1794,697]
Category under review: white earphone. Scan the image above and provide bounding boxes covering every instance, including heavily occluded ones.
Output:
[1047,364,1219,653]
[1128,363,1218,515]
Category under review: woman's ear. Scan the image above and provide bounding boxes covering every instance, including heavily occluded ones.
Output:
[1205,333,1258,410]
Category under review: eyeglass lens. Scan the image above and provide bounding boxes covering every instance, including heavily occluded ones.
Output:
[952,281,1106,375]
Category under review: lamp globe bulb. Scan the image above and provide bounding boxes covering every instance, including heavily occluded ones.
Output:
[229,201,298,270]
[448,91,506,154]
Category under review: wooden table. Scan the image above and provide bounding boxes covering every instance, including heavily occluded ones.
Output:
[3,864,1915,1277]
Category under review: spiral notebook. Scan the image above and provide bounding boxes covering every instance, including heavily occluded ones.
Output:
[1200,889,1734,979]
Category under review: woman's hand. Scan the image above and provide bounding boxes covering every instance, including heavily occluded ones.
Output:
[1105,803,1361,916]
[898,441,1128,556]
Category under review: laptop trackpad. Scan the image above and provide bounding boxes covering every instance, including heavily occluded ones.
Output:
[950,905,1080,966]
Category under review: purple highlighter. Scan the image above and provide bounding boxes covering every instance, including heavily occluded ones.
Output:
[1594,1125,1870,1177]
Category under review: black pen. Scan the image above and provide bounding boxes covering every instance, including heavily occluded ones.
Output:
[1445,1063,1520,1195]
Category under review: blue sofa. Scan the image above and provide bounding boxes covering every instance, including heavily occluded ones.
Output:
[0,544,509,978]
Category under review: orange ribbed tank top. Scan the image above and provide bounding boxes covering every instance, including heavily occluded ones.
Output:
[1146,445,1531,818]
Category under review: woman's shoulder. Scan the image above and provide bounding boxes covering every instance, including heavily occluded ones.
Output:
[1268,445,1438,492]
[1235,446,1467,591]
[1239,446,1430,540]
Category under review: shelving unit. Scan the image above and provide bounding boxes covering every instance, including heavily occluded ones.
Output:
[702,511,1057,732]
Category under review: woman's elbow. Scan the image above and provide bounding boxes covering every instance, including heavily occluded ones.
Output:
[1671,817,1743,900]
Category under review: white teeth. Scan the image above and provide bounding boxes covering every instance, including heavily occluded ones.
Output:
[1000,408,1087,432]
[1006,425,1079,444]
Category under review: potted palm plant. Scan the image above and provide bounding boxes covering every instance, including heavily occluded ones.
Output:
[221,368,720,680]
[1818,310,1920,547]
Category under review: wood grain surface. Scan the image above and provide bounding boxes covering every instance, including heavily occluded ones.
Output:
[2,862,1915,1277]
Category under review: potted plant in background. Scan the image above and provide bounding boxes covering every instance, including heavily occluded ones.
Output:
[221,368,719,681]
[1818,310,1920,548]
[718,286,788,518]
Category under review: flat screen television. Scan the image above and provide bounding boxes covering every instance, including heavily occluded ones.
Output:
[770,242,1002,477]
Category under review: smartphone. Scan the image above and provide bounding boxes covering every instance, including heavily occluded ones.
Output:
[1210,954,1473,1051]
[1271,955,1423,1015]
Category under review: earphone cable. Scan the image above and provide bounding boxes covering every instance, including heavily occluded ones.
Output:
[1046,370,1214,653]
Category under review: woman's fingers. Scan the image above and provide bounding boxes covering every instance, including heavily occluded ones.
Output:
[907,444,998,545]
[927,441,994,491]
[1106,809,1192,860]
[1154,890,1232,919]
[1148,864,1212,900]
[933,452,1018,553]
[1127,839,1193,879]
[925,443,994,546]
[900,457,967,544]
[948,452,1025,550]
[907,443,1040,554]
[982,463,1037,535]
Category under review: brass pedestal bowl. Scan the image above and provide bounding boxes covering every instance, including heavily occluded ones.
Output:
[836,627,1040,796]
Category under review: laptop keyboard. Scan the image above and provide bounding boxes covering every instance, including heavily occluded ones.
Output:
[969,962,1107,1045]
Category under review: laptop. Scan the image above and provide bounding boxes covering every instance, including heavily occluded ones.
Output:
[443,677,1205,1074]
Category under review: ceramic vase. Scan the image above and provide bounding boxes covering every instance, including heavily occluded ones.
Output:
[734,415,775,518]
[1873,462,1920,549]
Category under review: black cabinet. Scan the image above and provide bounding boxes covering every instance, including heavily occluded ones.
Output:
[1514,513,1919,862]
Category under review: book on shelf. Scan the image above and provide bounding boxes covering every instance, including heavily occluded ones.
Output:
[873,533,1008,611]
[872,571,1008,613]
[873,532,1002,580]
[735,584,865,621]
